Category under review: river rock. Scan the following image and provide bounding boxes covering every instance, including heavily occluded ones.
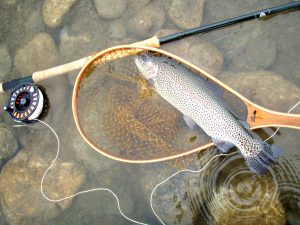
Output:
[158,29,224,75]
[0,125,19,170]
[0,149,86,225]
[94,0,127,19]
[220,71,300,113]
[125,0,150,17]
[139,149,218,225]
[168,0,205,29]
[42,0,79,28]
[107,20,127,40]
[59,0,107,66]
[14,32,59,75]
[227,37,277,72]
[127,3,165,38]
[0,44,11,80]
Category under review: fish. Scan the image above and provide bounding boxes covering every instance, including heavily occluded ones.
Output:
[134,53,283,175]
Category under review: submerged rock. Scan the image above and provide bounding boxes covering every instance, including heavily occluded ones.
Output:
[0,125,18,170]
[94,0,128,19]
[14,32,59,75]
[0,149,86,225]
[139,149,217,225]
[168,0,205,29]
[125,0,150,17]
[42,0,79,28]
[0,44,11,80]
[227,37,277,72]
[127,3,165,38]
[107,20,127,40]
[220,71,300,113]
[158,29,224,75]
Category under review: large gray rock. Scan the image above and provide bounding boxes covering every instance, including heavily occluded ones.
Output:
[0,125,18,170]
[0,149,86,225]
[94,0,128,19]
[42,0,79,28]
[168,0,205,29]
[14,33,59,75]
[127,3,165,38]
[220,71,300,113]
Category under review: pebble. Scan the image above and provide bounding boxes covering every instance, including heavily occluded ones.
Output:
[126,3,165,38]
[14,32,59,75]
[0,125,19,170]
[0,44,11,80]
[94,0,128,19]
[168,0,205,29]
[42,0,79,28]
[220,71,300,113]
[0,149,86,225]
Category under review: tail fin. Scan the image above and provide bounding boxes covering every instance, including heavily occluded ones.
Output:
[244,141,283,175]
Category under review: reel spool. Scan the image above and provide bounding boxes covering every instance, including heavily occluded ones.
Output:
[4,83,47,123]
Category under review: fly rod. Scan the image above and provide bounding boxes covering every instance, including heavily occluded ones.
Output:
[1,1,299,93]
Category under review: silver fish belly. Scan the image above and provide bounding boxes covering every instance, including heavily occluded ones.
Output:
[135,54,283,174]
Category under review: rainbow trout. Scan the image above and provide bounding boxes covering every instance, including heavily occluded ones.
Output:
[135,54,283,174]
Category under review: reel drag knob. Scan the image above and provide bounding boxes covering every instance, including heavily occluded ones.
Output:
[4,83,45,123]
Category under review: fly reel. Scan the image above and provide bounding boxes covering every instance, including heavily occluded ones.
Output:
[4,83,48,123]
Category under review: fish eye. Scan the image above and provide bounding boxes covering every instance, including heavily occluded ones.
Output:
[139,54,148,63]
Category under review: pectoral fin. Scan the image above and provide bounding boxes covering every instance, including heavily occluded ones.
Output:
[183,115,197,129]
[212,138,235,153]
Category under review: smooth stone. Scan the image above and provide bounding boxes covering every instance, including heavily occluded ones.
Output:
[168,0,205,29]
[107,20,127,40]
[0,125,19,170]
[127,3,165,38]
[94,0,127,19]
[220,71,300,113]
[14,32,59,75]
[227,37,277,72]
[42,0,79,28]
[158,29,224,75]
[0,149,86,225]
[0,44,11,80]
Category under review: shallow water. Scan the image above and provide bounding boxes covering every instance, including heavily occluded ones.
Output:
[0,0,300,225]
